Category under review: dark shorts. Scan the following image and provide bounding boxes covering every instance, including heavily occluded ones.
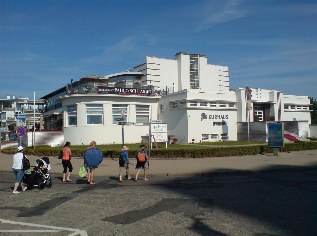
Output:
[135,161,146,169]
[62,160,73,173]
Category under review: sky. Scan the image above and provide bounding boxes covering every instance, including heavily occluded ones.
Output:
[1,0,317,100]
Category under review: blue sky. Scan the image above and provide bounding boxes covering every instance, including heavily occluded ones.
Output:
[1,0,316,100]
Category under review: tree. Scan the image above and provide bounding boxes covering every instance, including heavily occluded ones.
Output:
[311,97,317,124]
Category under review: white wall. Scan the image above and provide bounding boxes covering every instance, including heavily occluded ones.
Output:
[145,56,178,92]
[310,125,317,138]
[177,54,190,91]
[187,109,237,142]
[62,94,159,145]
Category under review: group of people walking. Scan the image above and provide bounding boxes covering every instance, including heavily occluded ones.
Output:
[60,141,149,184]
[11,141,149,193]
[119,144,149,182]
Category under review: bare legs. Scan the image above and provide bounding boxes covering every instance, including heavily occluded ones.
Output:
[13,182,26,193]
[119,165,131,182]
[135,168,148,181]
[87,168,95,184]
[62,172,71,182]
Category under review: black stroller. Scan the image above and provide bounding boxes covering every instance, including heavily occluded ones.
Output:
[24,157,52,190]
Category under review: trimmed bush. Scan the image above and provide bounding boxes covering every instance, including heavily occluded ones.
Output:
[1,141,317,159]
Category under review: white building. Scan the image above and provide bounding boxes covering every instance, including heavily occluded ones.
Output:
[41,52,312,145]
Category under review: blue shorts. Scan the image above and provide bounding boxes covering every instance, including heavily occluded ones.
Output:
[12,168,24,183]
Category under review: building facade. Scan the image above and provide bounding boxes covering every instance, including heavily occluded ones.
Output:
[0,96,45,131]
[41,52,312,145]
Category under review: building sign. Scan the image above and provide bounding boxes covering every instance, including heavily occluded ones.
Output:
[268,122,284,148]
[97,87,153,96]
[201,113,229,121]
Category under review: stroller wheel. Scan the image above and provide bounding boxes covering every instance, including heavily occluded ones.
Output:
[38,182,45,190]
[47,181,52,188]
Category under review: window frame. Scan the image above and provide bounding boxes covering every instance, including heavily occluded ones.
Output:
[86,104,103,125]
[67,105,77,126]
[136,105,150,124]
[112,104,128,124]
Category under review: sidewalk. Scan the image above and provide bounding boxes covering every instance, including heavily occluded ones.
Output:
[1,150,317,177]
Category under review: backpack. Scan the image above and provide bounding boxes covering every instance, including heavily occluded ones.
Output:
[58,150,63,159]
[22,154,30,171]
[137,151,146,162]
[119,152,126,165]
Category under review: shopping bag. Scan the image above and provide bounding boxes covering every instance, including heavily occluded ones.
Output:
[79,166,87,178]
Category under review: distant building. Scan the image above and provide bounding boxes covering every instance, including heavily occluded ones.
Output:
[41,52,312,145]
[0,95,45,131]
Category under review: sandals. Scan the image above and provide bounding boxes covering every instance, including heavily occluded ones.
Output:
[62,179,72,183]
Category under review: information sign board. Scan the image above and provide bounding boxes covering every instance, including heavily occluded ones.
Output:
[150,123,168,142]
[268,122,284,148]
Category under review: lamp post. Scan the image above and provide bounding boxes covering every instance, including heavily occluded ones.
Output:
[121,111,126,147]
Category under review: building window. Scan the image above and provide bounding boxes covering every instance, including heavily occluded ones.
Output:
[210,134,219,140]
[190,54,199,89]
[210,104,217,108]
[179,101,186,108]
[200,102,207,107]
[201,134,209,140]
[160,104,164,113]
[254,110,263,122]
[112,104,128,124]
[67,105,77,126]
[229,103,235,108]
[219,104,227,108]
[86,104,103,125]
[189,101,197,107]
[221,133,228,140]
[136,105,150,124]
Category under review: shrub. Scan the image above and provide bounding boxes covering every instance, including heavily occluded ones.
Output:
[2,141,317,158]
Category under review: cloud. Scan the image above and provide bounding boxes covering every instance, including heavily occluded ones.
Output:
[195,0,247,31]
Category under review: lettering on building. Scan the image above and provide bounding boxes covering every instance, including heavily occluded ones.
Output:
[97,87,153,96]
[201,113,229,121]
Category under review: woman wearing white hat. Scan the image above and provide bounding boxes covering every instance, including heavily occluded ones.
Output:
[12,146,28,194]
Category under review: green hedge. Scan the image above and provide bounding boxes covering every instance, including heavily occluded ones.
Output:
[2,141,317,159]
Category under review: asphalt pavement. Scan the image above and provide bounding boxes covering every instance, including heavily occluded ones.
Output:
[1,149,317,235]
[1,149,317,178]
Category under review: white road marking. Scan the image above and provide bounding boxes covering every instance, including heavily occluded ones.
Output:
[0,230,59,232]
[0,219,88,235]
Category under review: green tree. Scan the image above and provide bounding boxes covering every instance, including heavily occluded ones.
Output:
[311,97,317,124]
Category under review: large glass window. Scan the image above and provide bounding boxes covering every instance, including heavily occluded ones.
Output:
[190,55,199,89]
[67,105,77,126]
[254,110,263,122]
[112,104,128,124]
[86,104,103,125]
[136,105,149,124]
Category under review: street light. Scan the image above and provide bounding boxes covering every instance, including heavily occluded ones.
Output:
[120,111,127,146]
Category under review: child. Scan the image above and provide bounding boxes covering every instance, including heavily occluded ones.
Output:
[134,144,149,181]
[119,146,131,182]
